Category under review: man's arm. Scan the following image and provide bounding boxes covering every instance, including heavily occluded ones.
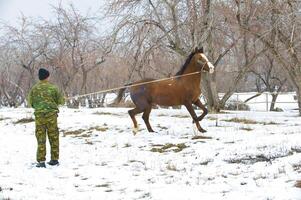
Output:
[55,87,65,106]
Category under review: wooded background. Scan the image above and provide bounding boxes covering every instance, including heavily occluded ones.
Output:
[0,0,300,113]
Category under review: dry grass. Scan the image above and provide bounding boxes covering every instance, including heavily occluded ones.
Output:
[85,140,93,145]
[150,143,188,153]
[166,163,178,171]
[239,127,253,131]
[292,163,301,172]
[222,118,259,124]
[0,117,9,121]
[91,126,109,132]
[157,114,190,118]
[157,113,168,117]
[199,159,213,165]
[129,160,145,165]
[123,143,132,148]
[95,183,110,188]
[225,155,272,164]
[157,124,168,130]
[262,121,279,125]
[93,112,122,117]
[170,114,190,118]
[14,117,34,124]
[192,135,213,140]
[63,129,86,137]
[224,149,299,164]
[63,125,108,138]
[223,117,279,125]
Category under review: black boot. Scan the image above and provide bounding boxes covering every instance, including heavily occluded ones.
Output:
[36,162,46,168]
[47,160,59,166]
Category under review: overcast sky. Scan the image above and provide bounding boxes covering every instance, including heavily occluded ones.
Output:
[0,0,104,25]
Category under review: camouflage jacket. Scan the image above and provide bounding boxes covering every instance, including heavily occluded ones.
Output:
[28,80,65,114]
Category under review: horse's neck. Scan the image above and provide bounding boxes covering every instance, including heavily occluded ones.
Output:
[181,60,201,86]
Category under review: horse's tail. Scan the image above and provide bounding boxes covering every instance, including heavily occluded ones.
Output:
[113,83,132,105]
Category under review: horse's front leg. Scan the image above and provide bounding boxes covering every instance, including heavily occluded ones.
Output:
[193,99,208,122]
[184,103,207,133]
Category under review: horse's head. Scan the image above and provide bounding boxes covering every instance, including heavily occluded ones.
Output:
[193,47,215,74]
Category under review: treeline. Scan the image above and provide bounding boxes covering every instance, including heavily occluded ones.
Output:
[0,1,300,114]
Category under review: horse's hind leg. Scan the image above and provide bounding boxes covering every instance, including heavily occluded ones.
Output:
[193,99,208,122]
[142,106,154,132]
[184,103,207,133]
[128,107,143,134]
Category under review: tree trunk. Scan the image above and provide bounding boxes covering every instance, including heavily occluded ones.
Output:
[80,70,88,94]
[202,74,220,112]
[270,93,278,111]
[294,83,301,115]
[200,0,222,112]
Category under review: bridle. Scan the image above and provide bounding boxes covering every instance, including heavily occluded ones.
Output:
[196,53,214,73]
[197,59,209,72]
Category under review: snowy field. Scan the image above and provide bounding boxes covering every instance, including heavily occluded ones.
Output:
[1,105,301,200]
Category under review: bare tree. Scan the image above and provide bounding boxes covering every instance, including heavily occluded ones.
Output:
[40,4,114,96]
[246,0,301,114]
[3,16,50,87]
[251,53,287,111]
[214,0,268,110]
[0,3,113,107]
[0,45,27,107]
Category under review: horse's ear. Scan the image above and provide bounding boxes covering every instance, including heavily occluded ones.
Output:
[199,47,204,53]
[194,47,198,53]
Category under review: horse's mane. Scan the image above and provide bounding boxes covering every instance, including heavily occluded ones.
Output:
[175,51,198,76]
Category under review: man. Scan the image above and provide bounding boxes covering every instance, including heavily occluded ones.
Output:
[28,68,65,168]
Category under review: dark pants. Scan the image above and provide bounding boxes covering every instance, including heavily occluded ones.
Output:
[35,113,59,162]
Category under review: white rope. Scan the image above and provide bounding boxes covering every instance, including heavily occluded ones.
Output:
[66,71,202,100]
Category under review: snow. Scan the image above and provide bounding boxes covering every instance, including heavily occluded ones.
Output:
[0,106,301,200]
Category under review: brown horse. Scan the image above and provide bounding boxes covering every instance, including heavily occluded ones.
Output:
[115,47,214,134]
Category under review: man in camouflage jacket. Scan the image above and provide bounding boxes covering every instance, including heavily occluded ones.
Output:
[28,68,65,168]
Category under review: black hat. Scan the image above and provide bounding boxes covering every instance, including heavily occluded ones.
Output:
[38,68,50,80]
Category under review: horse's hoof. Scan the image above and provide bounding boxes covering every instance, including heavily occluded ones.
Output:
[132,127,139,135]
[199,128,207,133]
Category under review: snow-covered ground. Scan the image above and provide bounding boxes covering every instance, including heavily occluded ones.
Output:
[1,106,301,200]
